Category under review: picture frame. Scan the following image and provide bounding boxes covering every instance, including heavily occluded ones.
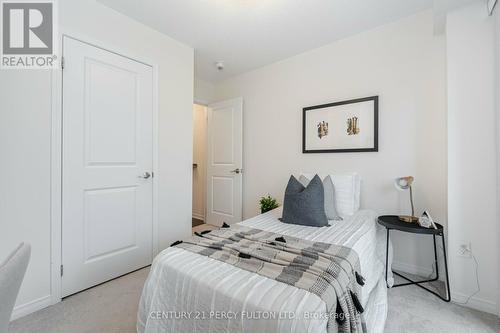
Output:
[302,96,379,153]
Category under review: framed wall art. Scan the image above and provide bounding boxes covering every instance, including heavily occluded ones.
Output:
[302,96,378,153]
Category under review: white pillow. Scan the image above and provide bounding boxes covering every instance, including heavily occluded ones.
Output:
[301,172,361,217]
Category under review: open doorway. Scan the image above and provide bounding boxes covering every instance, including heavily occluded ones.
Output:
[192,98,243,230]
[192,104,207,227]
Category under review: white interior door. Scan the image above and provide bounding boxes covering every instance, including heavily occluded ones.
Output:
[62,37,153,297]
[206,98,243,226]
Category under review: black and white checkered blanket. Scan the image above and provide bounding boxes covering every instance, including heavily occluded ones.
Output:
[173,225,366,333]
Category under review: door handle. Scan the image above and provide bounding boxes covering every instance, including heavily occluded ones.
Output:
[230,168,242,174]
[138,172,151,179]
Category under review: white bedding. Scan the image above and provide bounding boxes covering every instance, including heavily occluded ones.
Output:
[137,208,393,333]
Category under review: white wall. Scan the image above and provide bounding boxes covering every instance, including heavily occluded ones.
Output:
[215,11,447,276]
[0,0,193,318]
[496,4,500,317]
[0,70,53,316]
[192,104,207,220]
[447,2,498,314]
[194,78,216,105]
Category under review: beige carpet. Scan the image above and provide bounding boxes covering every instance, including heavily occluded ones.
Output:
[9,239,500,332]
[192,223,219,234]
[9,268,149,333]
[386,275,499,333]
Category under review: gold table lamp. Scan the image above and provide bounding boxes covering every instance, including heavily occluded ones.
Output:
[394,176,419,223]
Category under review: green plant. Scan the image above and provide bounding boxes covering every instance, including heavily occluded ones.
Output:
[259,195,279,213]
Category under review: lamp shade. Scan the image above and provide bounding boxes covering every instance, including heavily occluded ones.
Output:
[394,176,414,191]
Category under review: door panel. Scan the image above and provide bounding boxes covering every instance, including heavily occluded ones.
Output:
[62,37,153,297]
[206,98,243,226]
[211,176,234,216]
[84,186,138,262]
[85,59,138,165]
[212,110,234,164]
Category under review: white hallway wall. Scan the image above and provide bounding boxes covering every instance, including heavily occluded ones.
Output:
[214,11,447,283]
[194,78,216,105]
[0,0,193,318]
[447,2,498,314]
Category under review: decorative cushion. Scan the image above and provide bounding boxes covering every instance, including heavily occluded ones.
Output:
[281,175,328,227]
[299,175,341,220]
[301,173,361,217]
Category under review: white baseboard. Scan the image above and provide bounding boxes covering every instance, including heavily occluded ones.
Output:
[393,262,498,315]
[11,295,52,321]
[192,213,205,221]
[451,290,497,315]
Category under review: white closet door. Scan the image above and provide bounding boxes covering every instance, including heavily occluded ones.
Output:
[206,98,243,226]
[62,37,153,297]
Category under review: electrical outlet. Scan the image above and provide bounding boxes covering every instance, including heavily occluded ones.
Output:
[458,242,472,258]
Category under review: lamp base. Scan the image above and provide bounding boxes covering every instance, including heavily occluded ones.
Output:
[398,215,419,223]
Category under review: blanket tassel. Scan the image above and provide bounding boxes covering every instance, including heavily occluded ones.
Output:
[335,300,346,325]
[238,252,252,259]
[275,236,286,243]
[355,272,365,286]
[350,290,364,314]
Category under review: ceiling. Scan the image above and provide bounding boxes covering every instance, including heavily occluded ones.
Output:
[98,0,434,83]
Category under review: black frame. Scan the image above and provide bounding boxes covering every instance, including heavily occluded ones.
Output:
[302,96,379,153]
[378,216,451,302]
[388,231,451,302]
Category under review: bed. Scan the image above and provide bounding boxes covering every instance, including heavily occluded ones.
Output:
[137,207,393,333]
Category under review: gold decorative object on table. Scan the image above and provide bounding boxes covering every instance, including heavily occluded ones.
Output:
[394,176,419,223]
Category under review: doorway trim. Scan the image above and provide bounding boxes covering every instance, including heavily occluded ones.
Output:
[50,31,159,306]
[192,103,208,223]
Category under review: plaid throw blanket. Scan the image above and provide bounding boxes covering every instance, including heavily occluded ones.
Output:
[172,225,366,333]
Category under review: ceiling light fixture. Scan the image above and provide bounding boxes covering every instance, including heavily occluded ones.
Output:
[215,61,224,71]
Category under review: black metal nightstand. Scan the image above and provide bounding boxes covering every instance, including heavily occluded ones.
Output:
[378,215,450,302]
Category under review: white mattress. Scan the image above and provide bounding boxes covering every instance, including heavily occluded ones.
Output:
[137,208,393,333]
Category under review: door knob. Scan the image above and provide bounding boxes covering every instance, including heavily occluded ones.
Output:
[230,168,242,174]
[139,172,151,179]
